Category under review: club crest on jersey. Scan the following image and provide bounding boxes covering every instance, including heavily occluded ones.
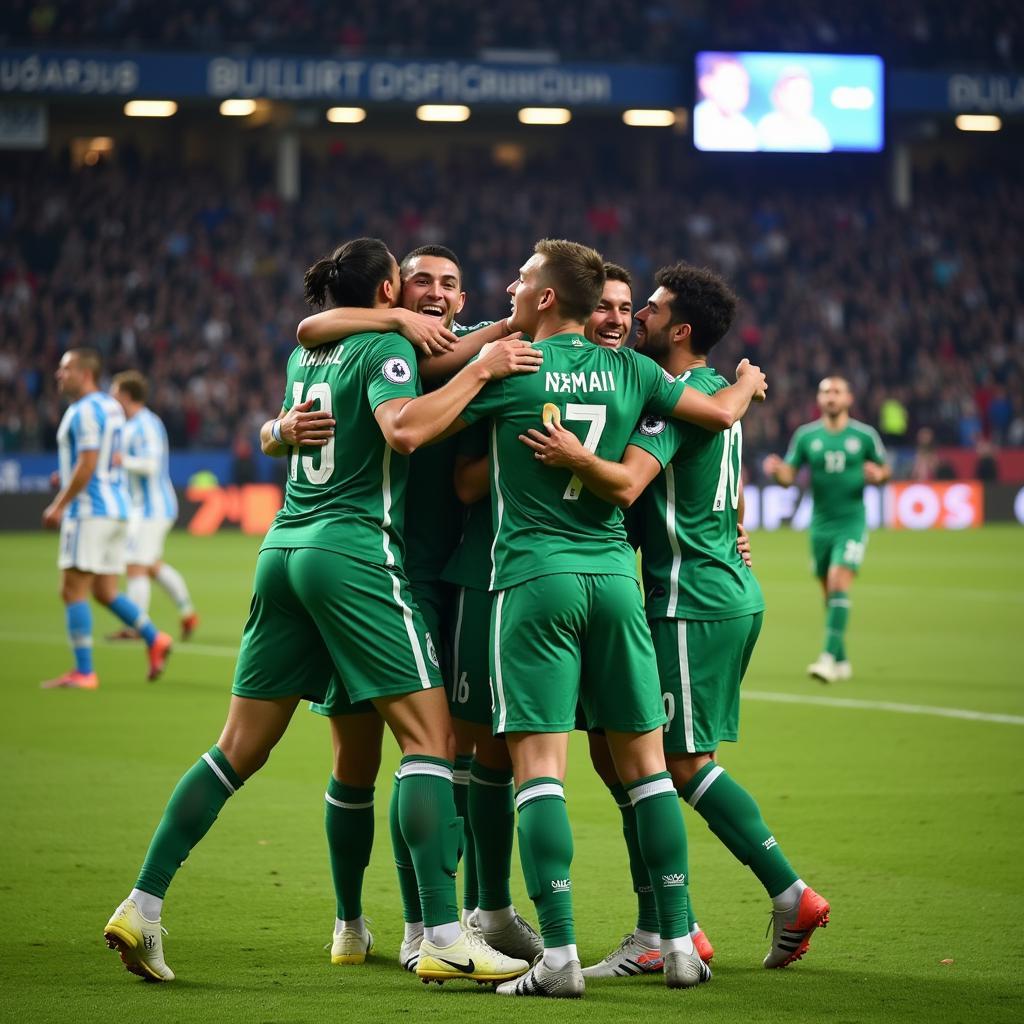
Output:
[845,437,862,454]
[811,439,823,451]
[639,414,667,436]
[383,357,412,384]
[425,632,439,668]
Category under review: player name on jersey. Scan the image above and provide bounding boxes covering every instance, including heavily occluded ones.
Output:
[545,370,617,393]
[298,343,345,367]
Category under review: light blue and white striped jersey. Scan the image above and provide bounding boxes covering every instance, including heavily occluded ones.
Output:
[56,391,130,520]
[122,407,179,521]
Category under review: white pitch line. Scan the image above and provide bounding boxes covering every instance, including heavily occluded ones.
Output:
[743,689,1024,726]
[4,631,1022,725]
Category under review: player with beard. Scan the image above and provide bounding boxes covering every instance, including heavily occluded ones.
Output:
[450,239,765,997]
[295,245,541,970]
[522,261,830,973]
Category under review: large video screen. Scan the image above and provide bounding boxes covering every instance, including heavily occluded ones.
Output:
[694,52,884,153]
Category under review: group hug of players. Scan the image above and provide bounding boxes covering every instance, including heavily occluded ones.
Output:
[95,235,888,999]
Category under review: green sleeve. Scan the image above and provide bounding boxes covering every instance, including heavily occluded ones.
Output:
[454,320,495,338]
[626,416,685,469]
[638,353,687,417]
[365,334,422,410]
[865,426,887,464]
[461,378,506,425]
[784,429,806,468]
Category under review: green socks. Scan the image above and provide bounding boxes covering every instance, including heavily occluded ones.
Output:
[627,773,689,941]
[516,778,575,947]
[396,756,460,928]
[325,776,374,921]
[470,759,515,911]
[135,745,243,898]
[389,774,422,924]
[608,782,662,934]
[682,763,798,898]
[453,754,478,912]
[825,590,850,660]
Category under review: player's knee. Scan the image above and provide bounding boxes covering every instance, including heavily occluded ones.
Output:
[667,753,713,788]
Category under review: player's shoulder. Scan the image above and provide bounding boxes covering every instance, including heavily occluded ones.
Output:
[791,419,822,438]
[683,366,729,396]
[848,418,883,440]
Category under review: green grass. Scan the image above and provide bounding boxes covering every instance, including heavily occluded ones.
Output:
[0,527,1021,1024]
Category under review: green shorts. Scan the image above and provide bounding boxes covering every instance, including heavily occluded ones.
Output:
[449,585,493,726]
[650,612,763,754]
[490,573,664,735]
[234,548,442,711]
[811,526,867,579]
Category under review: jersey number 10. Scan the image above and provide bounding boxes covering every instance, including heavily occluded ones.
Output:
[712,422,742,512]
[289,382,334,485]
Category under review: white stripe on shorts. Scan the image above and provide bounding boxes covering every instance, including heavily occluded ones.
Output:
[386,569,431,689]
[493,590,508,733]
[677,620,696,754]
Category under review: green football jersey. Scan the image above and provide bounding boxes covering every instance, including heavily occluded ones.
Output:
[441,420,492,591]
[628,366,765,622]
[461,332,686,590]
[402,323,494,584]
[784,418,887,529]
[261,333,420,565]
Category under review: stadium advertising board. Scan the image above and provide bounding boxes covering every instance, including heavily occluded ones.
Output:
[0,48,680,107]
[694,51,884,152]
[0,482,1017,532]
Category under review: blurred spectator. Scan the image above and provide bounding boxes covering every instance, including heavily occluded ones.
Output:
[0,150,1021,458]
[911,428,938,481]
[879,394,909,446]
[975,439,999,481]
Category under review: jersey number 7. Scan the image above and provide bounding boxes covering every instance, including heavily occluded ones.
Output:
[542,402,607,501]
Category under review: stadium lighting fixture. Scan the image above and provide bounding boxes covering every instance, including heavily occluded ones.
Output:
[416,105,471,122]
[518,107,572,125]
[955,114,1001,132]
[327,107,367,123]
[622,109,677,127]
[219,99,257,117]
[123,100,178,118]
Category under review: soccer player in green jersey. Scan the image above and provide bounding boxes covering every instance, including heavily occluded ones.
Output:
[295,245,540,969]
[449,239,766,997]
[586,262,635,349]
[103,238,539,986]
[763,377,890,683]
[525,261,831,972]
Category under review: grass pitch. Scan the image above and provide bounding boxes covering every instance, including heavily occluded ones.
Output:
[0,527,1021,1024]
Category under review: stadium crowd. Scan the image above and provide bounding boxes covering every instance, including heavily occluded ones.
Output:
[1,152,1022,461]
[2,0,1021,66]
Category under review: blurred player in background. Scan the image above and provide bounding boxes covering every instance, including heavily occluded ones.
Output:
[102,238,539,986]
[525,262,830,973]
[451,239,765,997]
[295,244,539,970]
[41,349,173,690]
[763,377,890,682]
[109,371,199,641]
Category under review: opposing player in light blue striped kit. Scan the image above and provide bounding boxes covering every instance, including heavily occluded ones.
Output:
[41,349,173,690]
[111,372,198,641]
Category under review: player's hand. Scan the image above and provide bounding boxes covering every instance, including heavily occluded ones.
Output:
[519,414,588,469]
[396,308,458,356]
[49,470,60,489]
[863,462,887,484]
[736,358,767,402]
[478,334,542,379]
[278,399,335,447]
[762,454,783,478]
[42,501,63,529]
[736,524,753,567]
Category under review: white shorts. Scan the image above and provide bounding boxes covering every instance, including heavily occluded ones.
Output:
[58,517,127,575]
[126,517,173,567]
